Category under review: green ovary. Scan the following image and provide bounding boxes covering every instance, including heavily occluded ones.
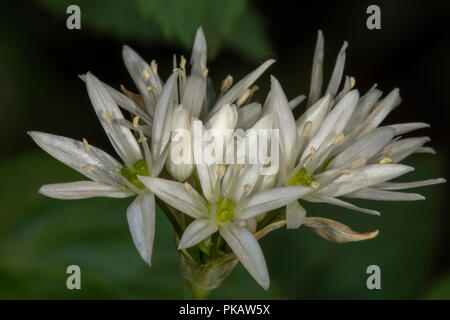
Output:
[288,166,316,187]
[120,159,149,189]
[208,196,235,223]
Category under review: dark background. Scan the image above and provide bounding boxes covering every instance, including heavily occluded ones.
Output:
[0,0,448,299]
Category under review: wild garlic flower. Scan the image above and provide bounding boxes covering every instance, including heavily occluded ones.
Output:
[29,70,179,267]
[269,30,445,229]
[139,162,312,290]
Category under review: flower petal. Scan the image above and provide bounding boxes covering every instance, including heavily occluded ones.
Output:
[376,178,446,190]
[388,122,430,135]
[219,223,270,290]
[306,194,380,215]
[345,187,425,201]
[307,30,324,106]
[127,192,156,266]
[239,186,313,220]
[237,102,262,129]
[39,181,132,199]
[138,176,208,218]
[178,218,218,249]
[86,73,142,166]
[325,41,348,97]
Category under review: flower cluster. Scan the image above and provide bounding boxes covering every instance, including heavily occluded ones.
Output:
[29,28,445,292]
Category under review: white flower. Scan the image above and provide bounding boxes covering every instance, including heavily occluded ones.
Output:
[139,162,312,290]
[29,71,179,267]
[270,31,446,229]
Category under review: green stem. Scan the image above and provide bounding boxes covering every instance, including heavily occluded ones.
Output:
[185,280,212,300]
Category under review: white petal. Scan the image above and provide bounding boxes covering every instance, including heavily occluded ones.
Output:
[86,73,142,165]
[230,164,261,202]
[138,176,208,218]
[28,131,121,185]
[219,224,270,290]
[325,41,348,97]
[182,74,206,118]
[39,181,131,199]
[152,71,179,158]
[237,102,262,129]
[239,186,313,220]
[289,94,306,110]
[328,127,395,169]
[265,76,298,168]
[196,163,215,202]
[296,94,332,135]
[127,192,156,266]
[388,122,430,135]
[376,178,446,190]
[211,59,275,114]
[307,194,380,215]
[345,87,383,133]
[286,201,307,229]
[307,30,324,106]
[385,137,430,163]
[178,218,218,249]
[190,27,207,75]
[318,164,414,197]
[206,103,238,130]
[345,188,425,201]
[302,90,358,160]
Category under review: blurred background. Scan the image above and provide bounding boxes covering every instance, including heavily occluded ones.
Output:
[0,0,449,299]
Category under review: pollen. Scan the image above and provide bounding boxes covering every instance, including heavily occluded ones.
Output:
[221,75,233,92]
[82,138,90,151]
[138,136,148,143]
[244,184,251,192]
[311,181,320,189]
[142,69,151,81]
[105,111,112,124]
[340,169,352,175]
[236,89,250,107]
[379,157,393,164]
[147,86,158,94]
[350,76,356,89]
[351,157,367,169]
[310,147,317,156]
[151,60,158,74]
[202,66,209,77]
[133,116,140,128]
[217,165,226,178]
[180,55,187,70]
[82,165,95,172]
[303,121,313,137]
[334,133,344,145]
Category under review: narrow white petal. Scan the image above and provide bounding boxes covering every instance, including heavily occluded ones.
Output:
[230,164,261,202]
[28,131,121,185]
[318,164,414,197]
[296,94,332,135]
[206,103,238,130]
[345,188,425,201]
[376,178,446,190]
[182,74,206,118]
[286,201,307,229]
[239,186,313,220]
[152,71,179,158]
[388,122,430,135]
[289,94,306,110]
[86,73,142,165]
[385,137,430,163]
[39,181,132,199]
[328,127,395,169]
[138,176,208,218]
[345,87,383,133]
[302,90,358,160]
[219,224,270,290]
[237,102,262,129]
[196,163,215,202]
[211,59,275,114]
[127,192,156,266]
[325,41,348,97]
[178,218,218,249]
[307,194,380,215]
[190,27,207,75]
[307,30,324,106]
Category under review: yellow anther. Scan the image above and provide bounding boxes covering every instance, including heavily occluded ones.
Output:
[113,167,120,173]
[334,133,345,145]
[379,157,393,164]
[340,169,352,175]
[151,60,158,74]
[236,89,250,107]
[351,157,367,169]
[311,181,320,189]
[383,146,392,156]
[82,138,90,151]
[350,76,356,89]
[138,136,148,143]
[244,184,251,192]
[249,85,259,95]
[172,67,179,73]
[180,55,187,69]
[303,121,313,137]
[147,86,158,94]
[142,69,151,81]
[220,75,233,92]
[202,66,209,77]
[105,111,112,124]
[82,165,95,172]
[184,182,194,193]
[217,165,226,178]
[133,116,140,128]
[310,147,317,156]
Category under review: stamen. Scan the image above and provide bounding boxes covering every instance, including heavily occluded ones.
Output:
[350,76,356,89]
[138,136,148,143]
[334,133,344,145]
[303,121,313,137]
[113,167,120,174]
[340,169,352,175]
[311,181,320,189]
[180,55,187,70]
[147,86,158,94]
[105,111,112,124]
[217,165,226,179]
[351,157,367,170]
[82,165,95,172]
[142,69,151,81]
[310,147,317,156]
[82,138,90,151]
[151,60,158,74]
[236,89,250,107]
[379,157,393,164]
[133,116,140,128]
[202,66,209,77]
[220,75,233,92]
[244,184,251,192]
